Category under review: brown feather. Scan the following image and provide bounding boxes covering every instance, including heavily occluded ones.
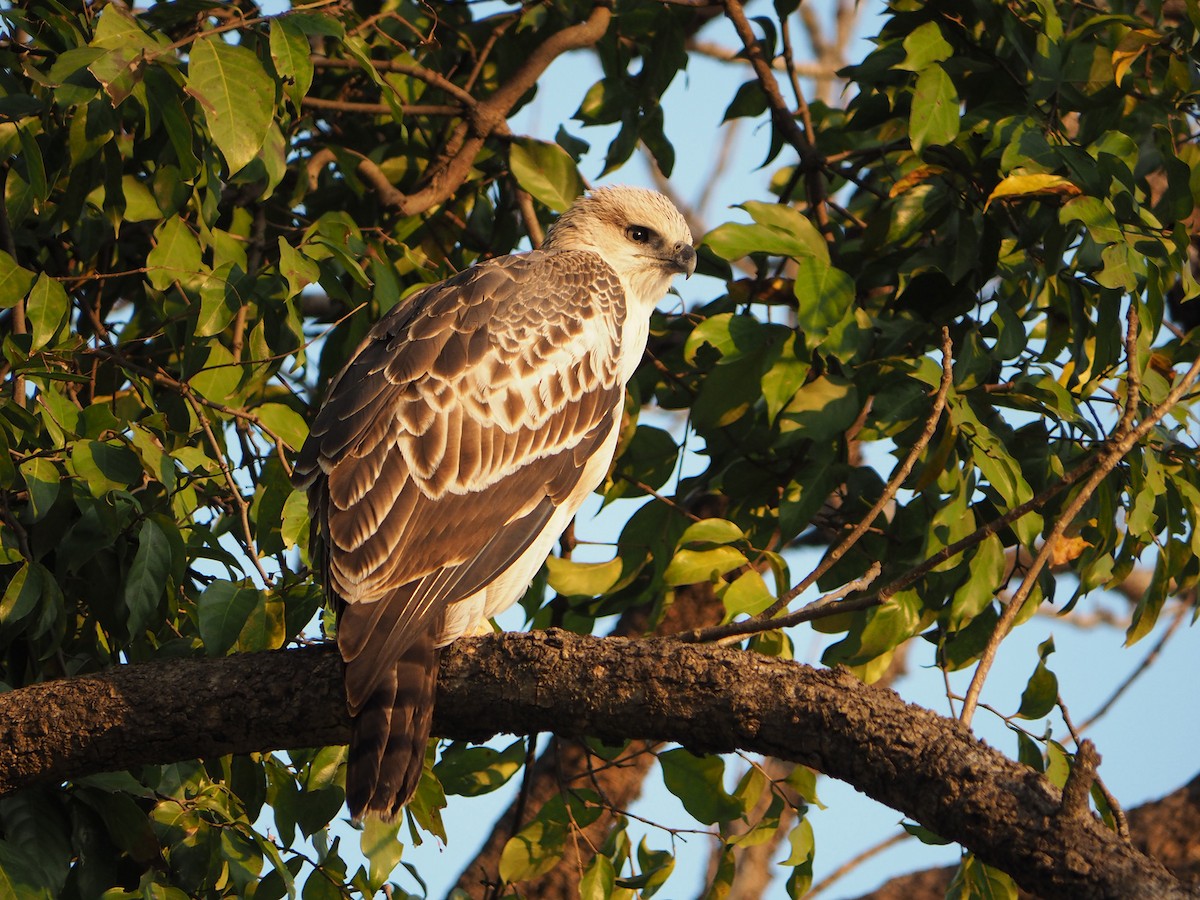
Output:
[295,247,642,820]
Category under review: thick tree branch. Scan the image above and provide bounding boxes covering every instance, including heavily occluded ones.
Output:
[0,633,1191,899]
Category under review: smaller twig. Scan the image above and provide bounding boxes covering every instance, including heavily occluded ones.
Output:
[514,187,544,248]
[184,393,273,586]
[806,831,912,898]
[1078,601,1187,732]
[1058,697,1129,841]
[1117,299,1142,434]
[153,0,343,55]
[301,95,461,117]
[769,328,954,622]
[960,347,1200,727]
[309,56,477,106]
[725,0,830,234]
[682,561,881,645]
[686,39,840,79]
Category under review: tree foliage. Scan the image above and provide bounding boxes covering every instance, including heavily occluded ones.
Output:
[0,0,1197,897]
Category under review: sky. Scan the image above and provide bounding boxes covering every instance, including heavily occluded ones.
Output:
[259,1,1199,897]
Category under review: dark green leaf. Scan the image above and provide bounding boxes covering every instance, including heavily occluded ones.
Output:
[125,518,171,636]
[658,749,741,825]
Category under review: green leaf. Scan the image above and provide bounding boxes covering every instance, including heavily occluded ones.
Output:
[676,518,745,548]
[777,375,860,443]
[545,556,623,597]
[684,313,765,364]
[146,216,203,292]
[721,569,775,619]
[15,127,47,209]
[898,21,953,71]
[722,80,768,122]
[793,258,854,346]
[947,853,1018,900]
[188,36,275,175]
[0,251,35,308]
[580,854,616,900]
[1059,196,1122,245]
[499,794,600,883]
[663,546,747,586]
[280,490,309,553]
[902,821,951,845]
[658,749,741,825]
[87,44,147,107]
[510,138,587,213]
[279,239,320,298]
[190,342,242,401]
[986,173,1081,209]
[197,581,261,656]
[195,265,238,338]
[0,562,43,626]
[625,837,675,897]
[359,817,403,892]
[704,202,827,263]
[70,439,142,496]
[0,840,55,900]
[256,403,309,450]
[18,457,60,522]
[948,535,1005,629]
[1016,638,1059,720]
[780,816,814,866]
[26,274,69,351]
[910,65,959,153]
[434,740,526,797]
[238,592,286,652]
[270,18,314,109]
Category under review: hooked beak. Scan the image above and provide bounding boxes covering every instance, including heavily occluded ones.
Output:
[671,243,697,278]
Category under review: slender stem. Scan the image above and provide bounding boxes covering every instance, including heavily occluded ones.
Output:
[184,392,274,586]
[683,328,953,645]
[806,831,912,898]
[959,338,1200,726]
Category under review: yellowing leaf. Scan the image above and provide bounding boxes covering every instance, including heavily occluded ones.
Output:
[544,556,623,597]
[1112,29,1161,86]
[889,164,947,198]
[986,174,1081,209]
[1049,534,1090,567]
[663,546,746,586]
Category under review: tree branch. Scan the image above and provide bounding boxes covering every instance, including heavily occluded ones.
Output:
[0,632,1191,899]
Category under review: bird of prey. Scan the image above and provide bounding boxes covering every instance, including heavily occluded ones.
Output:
[293,186,696,821]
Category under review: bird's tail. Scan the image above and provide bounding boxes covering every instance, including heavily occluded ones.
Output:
[345,628,439,822]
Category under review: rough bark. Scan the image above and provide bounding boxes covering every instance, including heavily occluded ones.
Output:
[450,579,726,899]
[0,632,1194,900]
[846,773,1200,899]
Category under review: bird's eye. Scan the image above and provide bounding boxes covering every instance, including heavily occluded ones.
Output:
[627,225,652,244]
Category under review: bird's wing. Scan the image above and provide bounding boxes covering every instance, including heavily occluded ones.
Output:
[293,249,628,712]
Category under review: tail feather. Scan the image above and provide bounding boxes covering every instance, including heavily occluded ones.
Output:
[345,628,440,822]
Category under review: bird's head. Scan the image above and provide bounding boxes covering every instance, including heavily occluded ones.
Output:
[543,185,696,306]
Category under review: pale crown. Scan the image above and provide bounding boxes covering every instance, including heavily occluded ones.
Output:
[543,186,696,307]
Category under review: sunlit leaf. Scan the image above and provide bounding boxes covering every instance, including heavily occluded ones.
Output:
[510,138,586,212]
[188,36,275,175]
[910,65,959,153]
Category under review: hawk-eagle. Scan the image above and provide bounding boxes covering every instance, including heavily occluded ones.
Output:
[293,186,696,820]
